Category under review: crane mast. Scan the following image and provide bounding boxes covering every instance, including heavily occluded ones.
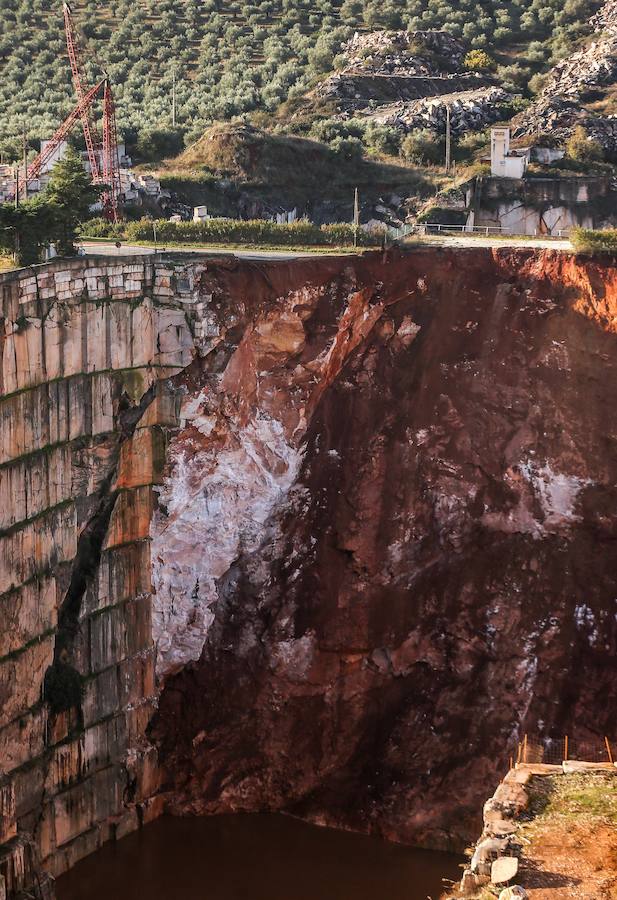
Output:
[63,2,102,185]
[25,4,123,219]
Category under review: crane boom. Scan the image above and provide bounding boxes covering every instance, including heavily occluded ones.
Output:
[63,2,102,183]
[26,80,106,186]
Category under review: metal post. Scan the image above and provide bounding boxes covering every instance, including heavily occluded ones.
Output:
[21,127,27,203]
[605,736,614,764]
[564,735,568,761]
[523,734,528,764]
[445,106,451,174]
[353,187,359,249]
[153,220,158,255]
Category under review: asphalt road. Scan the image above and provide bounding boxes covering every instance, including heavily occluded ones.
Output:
[81,242,321,260]
[81,235,573,258]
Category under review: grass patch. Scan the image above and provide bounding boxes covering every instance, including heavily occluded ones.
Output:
[522,773,617,836]
[0,254,15,273]
[571,227,617,254]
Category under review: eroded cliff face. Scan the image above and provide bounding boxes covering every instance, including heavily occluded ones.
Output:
[150,249,617,850]
[2,250,616,895]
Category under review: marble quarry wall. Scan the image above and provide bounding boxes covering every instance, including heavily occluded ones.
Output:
[0,256,198,896]
[1,248,617,897]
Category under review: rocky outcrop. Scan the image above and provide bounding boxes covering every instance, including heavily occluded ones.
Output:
[311,27,496,132]
[369,86,512,136]
[150,249,617,850]
[313,72,487,109]
[340,30,467,77]
[514,0,617,152]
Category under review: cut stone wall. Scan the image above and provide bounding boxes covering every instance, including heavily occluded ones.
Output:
[0,256,202,895]
[470,175,615,235]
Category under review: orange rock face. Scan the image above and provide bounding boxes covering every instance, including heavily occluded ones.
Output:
[151,248,617,849]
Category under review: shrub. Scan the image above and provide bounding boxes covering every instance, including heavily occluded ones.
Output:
[124,217,382,247]
[566,126,604,164]
[401,129,443,165]
[463,49,496,71]
[571,228,617,254]
[79,218,126,239]
[363,123,401,157]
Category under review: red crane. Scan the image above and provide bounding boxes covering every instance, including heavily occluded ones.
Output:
[102,80,121,221]
[24,5,122,221]
[63,2,102,184]
[26,79,106,185]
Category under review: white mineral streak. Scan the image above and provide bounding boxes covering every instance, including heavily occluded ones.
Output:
[483,460,592,537]
[151,286,392,677]
[151,407,303,675]
[521,462,592,527]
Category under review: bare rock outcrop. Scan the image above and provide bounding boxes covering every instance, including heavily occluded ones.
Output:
[514,0,617,151]
[151,248,617,850]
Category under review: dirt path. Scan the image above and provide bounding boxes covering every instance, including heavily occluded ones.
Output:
[521,822,617,899]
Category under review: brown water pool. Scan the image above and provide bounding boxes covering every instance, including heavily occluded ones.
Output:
[56,814,462,900]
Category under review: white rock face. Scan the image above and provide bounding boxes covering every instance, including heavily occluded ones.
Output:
[151,399,303,676]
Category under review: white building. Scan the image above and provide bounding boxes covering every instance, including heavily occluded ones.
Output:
[490,127,530,179]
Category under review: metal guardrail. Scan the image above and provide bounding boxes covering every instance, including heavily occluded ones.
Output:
[389,223,572,240]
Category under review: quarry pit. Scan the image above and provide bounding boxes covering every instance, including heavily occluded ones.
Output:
[1,248,616,897]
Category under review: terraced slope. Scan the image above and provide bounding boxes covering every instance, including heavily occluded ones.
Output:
[0,0,605,143]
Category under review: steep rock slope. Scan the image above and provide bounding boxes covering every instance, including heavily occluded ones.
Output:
[151,249,617,849]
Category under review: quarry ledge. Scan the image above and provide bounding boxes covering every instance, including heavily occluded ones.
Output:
[1,246,617,897]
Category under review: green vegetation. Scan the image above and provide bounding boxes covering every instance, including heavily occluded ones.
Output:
[566,125,605,164]
[155,123,444,216]
[0,147,102,265]
[522,773,617,829]
[571,227,617,253]
[83,217,383,247]
[463,49,496,70]
[0,0,605,152]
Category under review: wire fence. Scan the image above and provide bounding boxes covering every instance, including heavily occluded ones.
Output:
[388,223,572,240]
[513,735,615,767]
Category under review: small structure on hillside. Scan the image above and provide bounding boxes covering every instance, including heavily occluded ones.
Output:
[491,127,530,178]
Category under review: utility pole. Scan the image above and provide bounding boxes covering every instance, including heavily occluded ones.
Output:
[445,106,452,175]
[172,69,177,128]
[14,163,20,264]
[21,127,28,203]
[353,187,359,249]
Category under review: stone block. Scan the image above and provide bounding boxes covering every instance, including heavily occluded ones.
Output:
[115,427,164,490]
[0,778,17,844]
[0,635,54,728]
[0,706,47,773]
[85,303,108,373]
[0,503,77,596]
[81,541,151,618]
[113,807,139,841]
[125,700,156,746]
[139,794,165,825]
[104,485,154,549]
[46,739,86,793]
[82,667,119,728]
[118,647,155,708]
[0,576,57,658]
[53,779,95,847]
[89,597,152,673]
[13,757,46,819]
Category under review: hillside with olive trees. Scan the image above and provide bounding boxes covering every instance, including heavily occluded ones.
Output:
[0,0,606,159]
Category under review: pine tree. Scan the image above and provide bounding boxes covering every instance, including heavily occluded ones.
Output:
[43,146,103,256]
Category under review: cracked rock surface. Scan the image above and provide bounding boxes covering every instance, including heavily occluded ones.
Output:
[150,248,617,850]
